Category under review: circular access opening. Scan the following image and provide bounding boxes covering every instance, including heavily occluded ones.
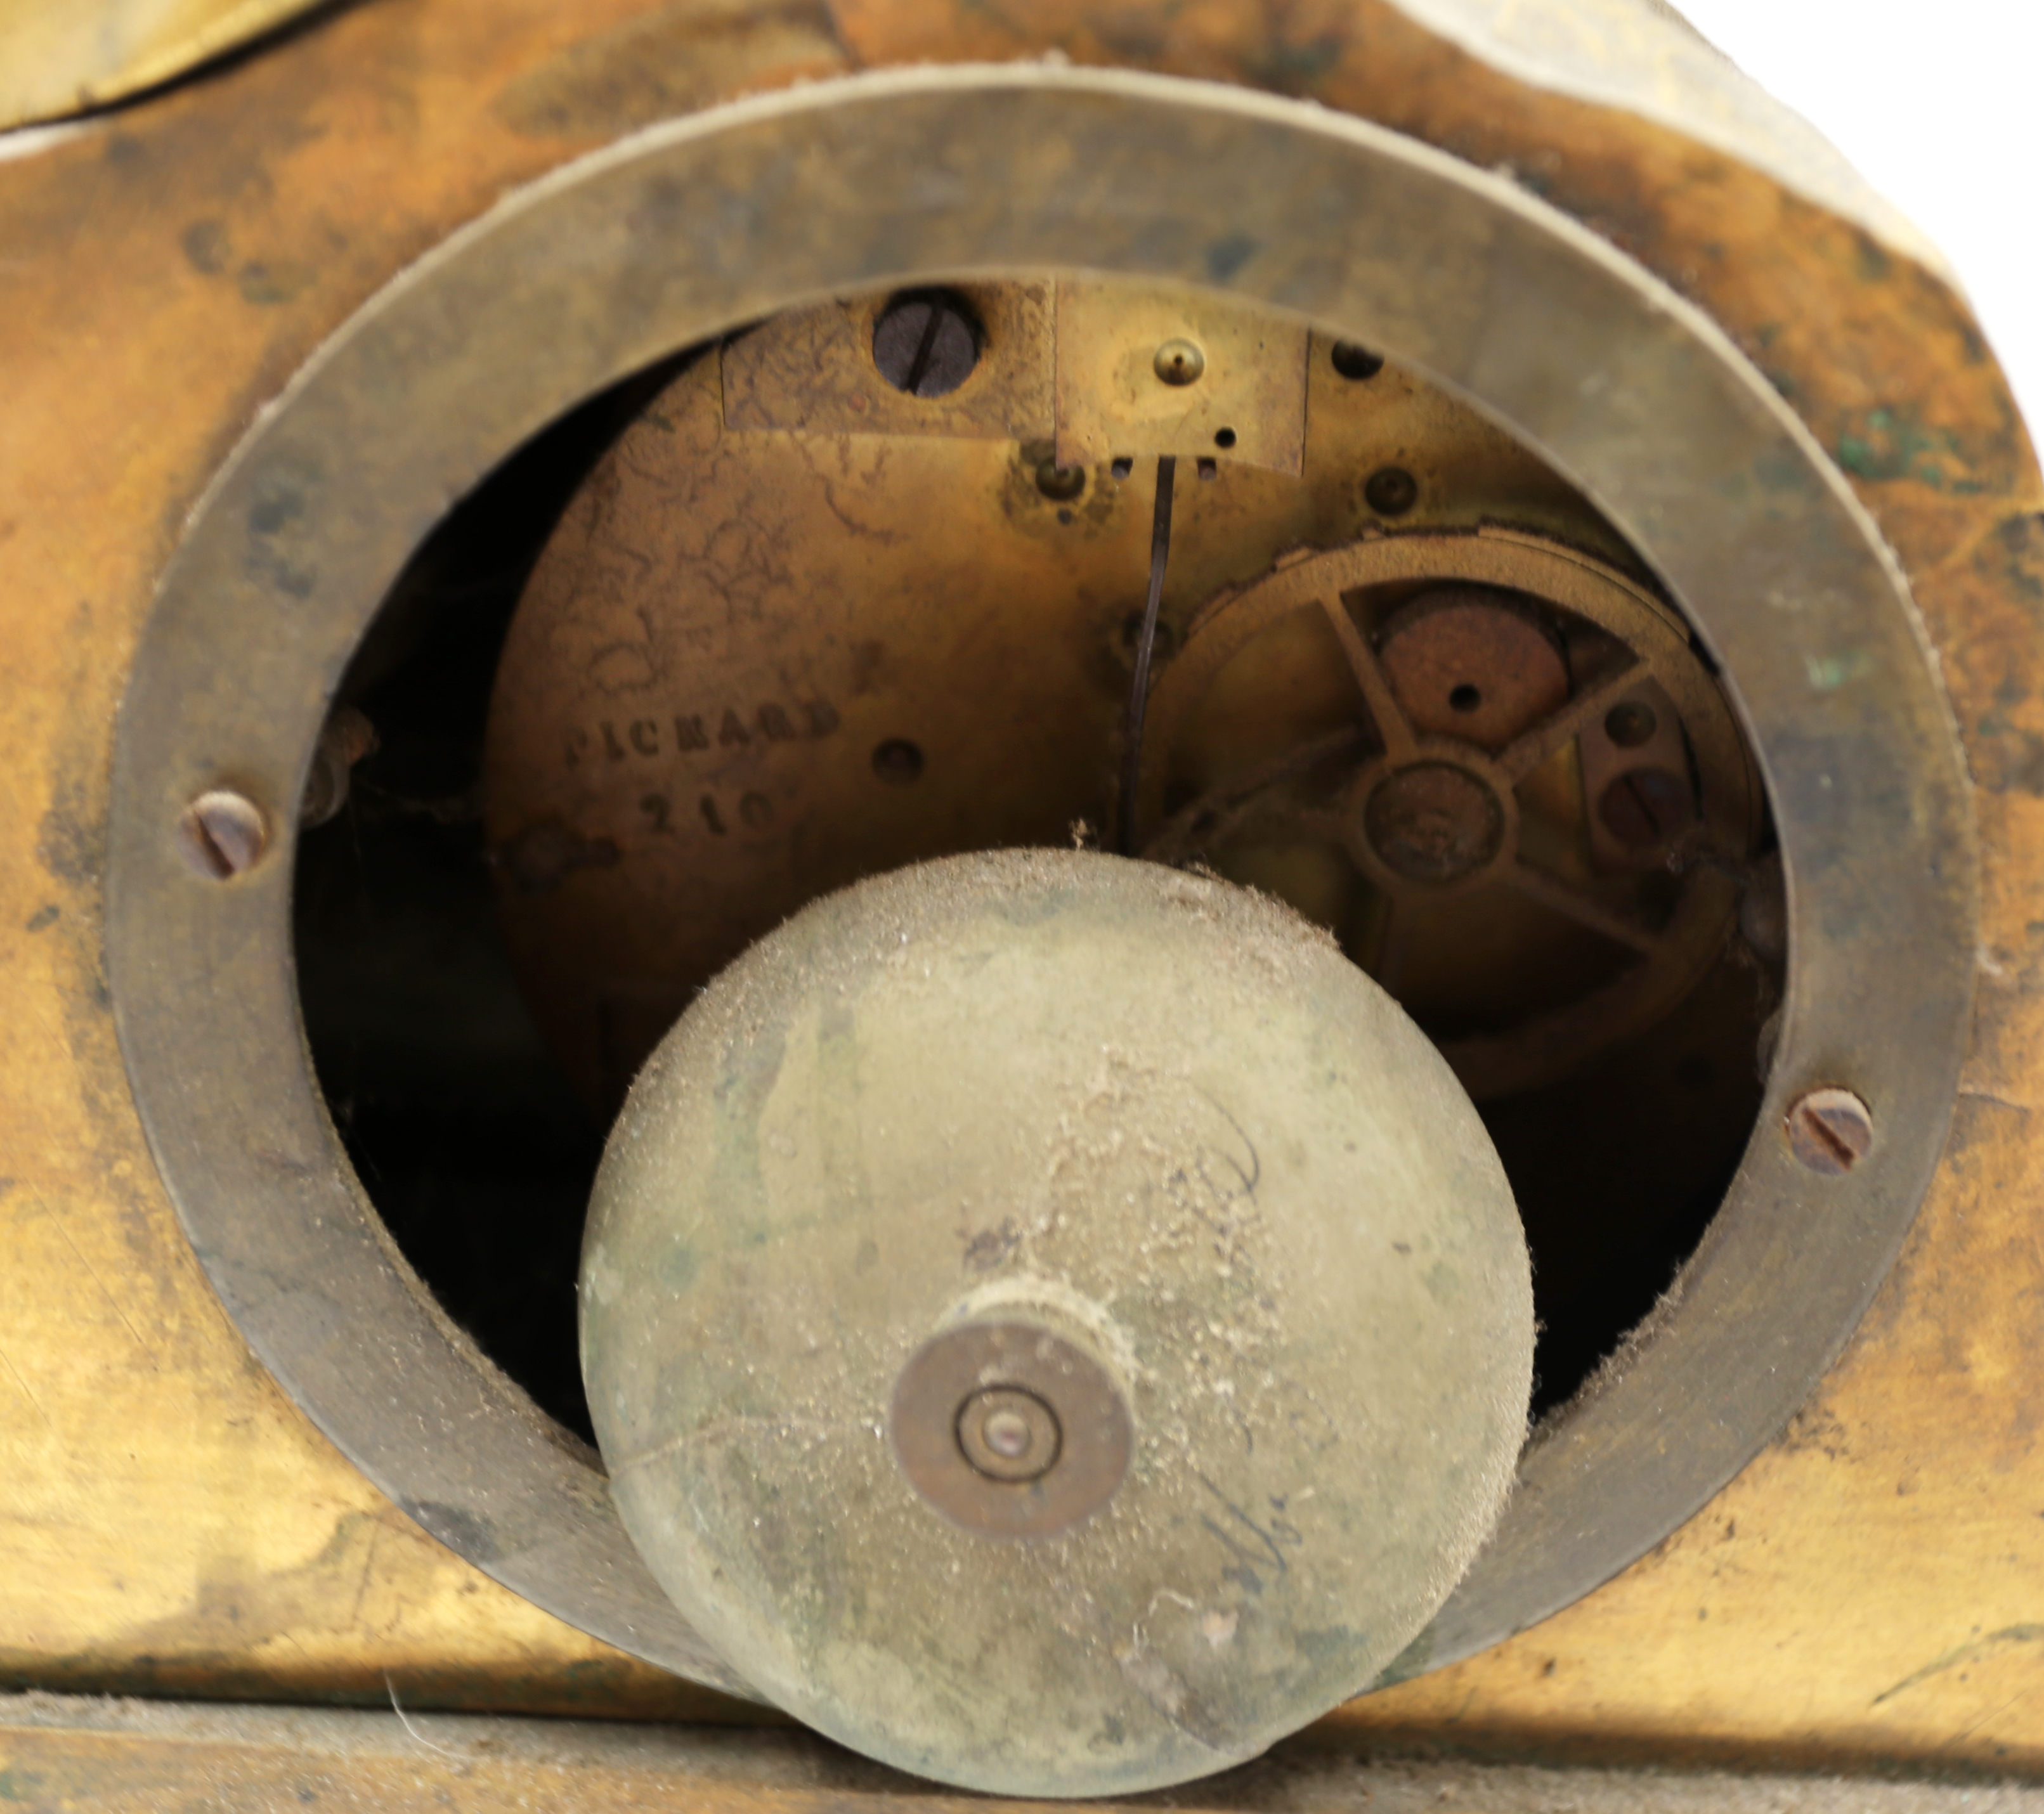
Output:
[294,276,1778,1454]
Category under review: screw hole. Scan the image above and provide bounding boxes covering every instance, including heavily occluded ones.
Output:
[1034,458,1085,502]
[1604,699,1658,748]
[1213,427,1237,450]
[1364,466,1417,516]
[1121,612,1178,661]
[1448,683,1482,714]
[1331,342,1385,380]
[872,739,925,784]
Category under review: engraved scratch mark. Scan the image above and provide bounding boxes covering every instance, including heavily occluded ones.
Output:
[1872,1624,2044,1706]
[1944,1681,2041,1751]
[349,1517,386,1631]
[1958,1089,2031,1117]
[39,1186,155,1366]
[1165,1092,1263,1246]
[1193,1469,1301,1594]
[1192,1088,1262,1200]
[0,1341,54,1430]
[1145,1588,1199,1618]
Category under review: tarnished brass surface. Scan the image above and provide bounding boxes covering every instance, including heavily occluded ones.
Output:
[723,283,1057,442]
[497,278,1756,1107]
[0,0,2039,1778]
[1054,282,1310,475]
[0,0,855,1724]
[104,60,1971,1709]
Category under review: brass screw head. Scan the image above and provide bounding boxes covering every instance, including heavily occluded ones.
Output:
[1154,339,1205,387]
[1597,767,1695,848]
[1365,465,1419,516]
[956,1385,1062,1483]
[1786,1087,1873,1176]
[176,789,268,879]
[871,290,980,398]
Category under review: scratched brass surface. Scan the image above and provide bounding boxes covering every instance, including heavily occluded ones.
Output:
[0,0,2040,1780]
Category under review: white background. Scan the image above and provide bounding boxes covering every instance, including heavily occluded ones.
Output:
[1676,0,2041,444]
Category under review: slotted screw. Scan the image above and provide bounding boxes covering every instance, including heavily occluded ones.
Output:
[1786,1087,1873,1177]
[176,789,268,879]
[872,292,980,398]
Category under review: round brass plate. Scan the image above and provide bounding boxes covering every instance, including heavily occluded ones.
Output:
[107,67,1976,1693]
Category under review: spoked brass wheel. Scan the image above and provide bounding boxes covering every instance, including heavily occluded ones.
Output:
[1139,530,1762,1099]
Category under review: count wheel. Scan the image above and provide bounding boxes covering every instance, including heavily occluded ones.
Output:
[1136,529,1764,1099]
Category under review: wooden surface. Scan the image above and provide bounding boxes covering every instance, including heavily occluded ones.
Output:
[7,1692,2044,1813]
[0,0,2040,1778]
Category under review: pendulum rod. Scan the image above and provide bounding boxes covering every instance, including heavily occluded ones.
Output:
[1118,455,1178,856]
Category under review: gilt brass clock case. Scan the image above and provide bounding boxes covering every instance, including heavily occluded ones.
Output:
[106,65,1976,1695]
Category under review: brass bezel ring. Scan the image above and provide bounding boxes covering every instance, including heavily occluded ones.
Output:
[106,65,1976,1695]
